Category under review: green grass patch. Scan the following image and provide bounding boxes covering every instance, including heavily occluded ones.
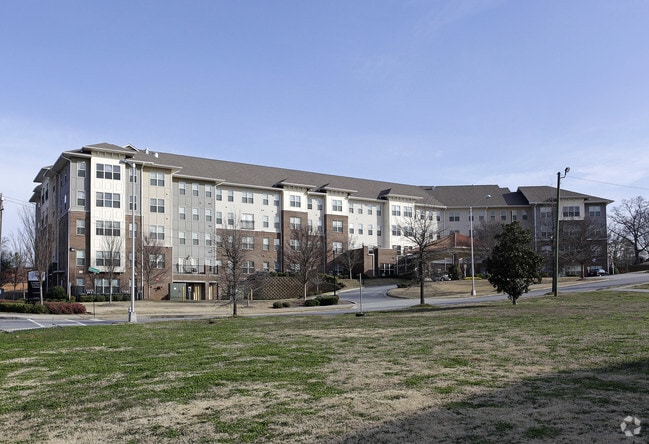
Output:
[1,290,649,442]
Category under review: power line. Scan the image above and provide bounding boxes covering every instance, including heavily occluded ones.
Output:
[569,176,649,192]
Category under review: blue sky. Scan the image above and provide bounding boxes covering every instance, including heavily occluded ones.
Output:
[2,0,649,238]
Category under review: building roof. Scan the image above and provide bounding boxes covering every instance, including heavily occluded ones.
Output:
[517,186,613,205]
[422,185,523,208]
[130,149,446,205]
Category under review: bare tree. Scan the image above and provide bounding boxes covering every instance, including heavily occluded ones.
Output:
[19,206,55,304]
[7,236,28,294]
[217,221,250,316]
[399,208,439,305]
[102,236,123,303]
[138,235,167,299]
[284,224,325,300]
[336,235,359,280]
[609,196,649,265]
[560,220,605,278]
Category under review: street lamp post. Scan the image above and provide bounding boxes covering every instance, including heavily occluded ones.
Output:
[470,194,491,296]
[553,167,570,297]
[121,159,137,322]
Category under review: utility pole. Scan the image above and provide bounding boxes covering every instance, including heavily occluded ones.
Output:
[0,193,4,291]
[553,168,570,297]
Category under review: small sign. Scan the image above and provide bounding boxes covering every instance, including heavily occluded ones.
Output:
[88,267,100,274]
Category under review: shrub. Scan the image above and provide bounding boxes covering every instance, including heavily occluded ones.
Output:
[0,302,29,313]
[315,295,339,306]
[272,301,284,309]
[304,299,320,307]
[44,302,87,315]
[47,286,67,301]
[282,301,291,308]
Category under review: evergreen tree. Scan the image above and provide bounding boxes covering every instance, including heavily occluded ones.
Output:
[485,222,542,305]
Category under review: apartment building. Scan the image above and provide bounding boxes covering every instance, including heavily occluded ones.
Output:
[31,143,612,300]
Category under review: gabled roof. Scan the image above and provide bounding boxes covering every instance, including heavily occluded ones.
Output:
[131,150,445,205]
[422,185,517,207]
[517,186,613,205]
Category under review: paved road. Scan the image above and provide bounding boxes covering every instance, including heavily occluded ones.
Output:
[339,271,649,314]
[2,272,648,332]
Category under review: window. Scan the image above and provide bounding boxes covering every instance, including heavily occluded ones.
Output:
[358,223,363,235]
[129,195,137,211]
[512,210,518,221]
[449,211,460,222]
[274,194,280,206]
[76,250,85,266]
[129,167,137,183]
[215,188,222,201]
[317,199,323,210]
[263,238,270,251]
[205,209,212,222]
[377,206,382,216]
[149,254,165,269]
[96,163,121,180]
[563,206,580,217]
[263,261,270,272]
[205,233,212,246]
[227,190,234,202]
[333,220,343,233]
[263,193,269,205]
[96,192,120,208]
[96,220,120,236]
[149,225,164,240]
[540,226,553,239]
[333,241,343,254]
[77,190,86,206]
[179,182,186,195]
[349,223,354,234]
[216,211,223,225]
[241,214,254,229]
[290,217,302,230]
[216,235,223,248]
[179,232,186,245]
[192,232,199,245]
[377,225,382,236]
[290,195,301,208]
[391,205,401,216]
[392,225,401,236]
[274,238,280,251]
[192,183,199,196]
[243,236,254,250]
[358,205,363,214]
[96,251,120,267]
[274,216,280,229]
[349,204,354,213]
[332,199,343,211]
[368,224,373,235]
[290,239,300,251]
[150,198,165,213]
[76,219,86,235]
[589,206,602,217]
[242,191,254,204]
[501,211,507,221]
[263,215,269,228]
[205,185,212,198]
[522,210,528,221]
[192,208,199,221]
[150,172,164,186]
[403,226,414,236]
[403,206,413,217]
[242,261,255,274]
[128,223,137,238]
[308,198,313,209]
[77,161,86,177]
[179,207,186,220]
[540,207,552,219]
[368,205,373,215]
[227,213,234,226]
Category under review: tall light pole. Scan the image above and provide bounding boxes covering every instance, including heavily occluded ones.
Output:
[470,195,491,295]
[121,159,137,322]
[553,167,570,297]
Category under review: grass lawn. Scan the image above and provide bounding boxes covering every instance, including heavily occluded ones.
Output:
[1,290,648,443]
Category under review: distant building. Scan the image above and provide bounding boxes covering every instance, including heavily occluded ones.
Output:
[30,143,612,300]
